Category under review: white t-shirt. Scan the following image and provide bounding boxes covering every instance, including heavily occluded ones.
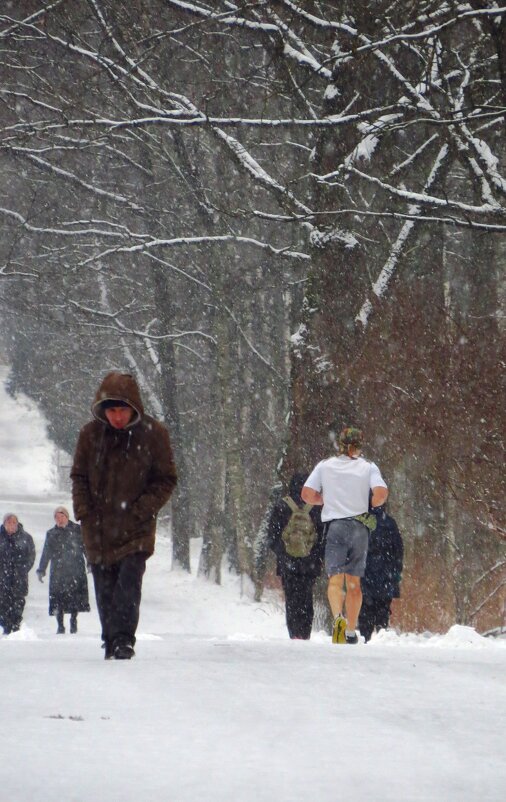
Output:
[304,455,387,522]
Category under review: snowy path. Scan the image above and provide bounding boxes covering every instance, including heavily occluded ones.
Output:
[1,530,505,802]
[3,624,505,802]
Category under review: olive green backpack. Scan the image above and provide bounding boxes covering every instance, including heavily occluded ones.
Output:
[281,497,317,558]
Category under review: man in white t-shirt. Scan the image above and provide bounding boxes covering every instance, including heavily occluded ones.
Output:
[301,427,388,644]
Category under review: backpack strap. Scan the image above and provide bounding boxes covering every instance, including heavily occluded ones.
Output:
[283,496,298,513]
[283,496,313,514]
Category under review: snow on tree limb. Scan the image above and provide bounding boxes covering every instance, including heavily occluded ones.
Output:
[164,0,332,80]
[0,0,67,37]
[356,145,449,328]
[469,581,506,619]
[9,150,145,212]
[311,208,506,232]
[2,106,410,130]
[68,299,216,344]
[341,162,503,216]
[333,6,506,59]
[0,207,131,239]
[96,274,166,418]
[79,235,309,267]
[213,128,313,218]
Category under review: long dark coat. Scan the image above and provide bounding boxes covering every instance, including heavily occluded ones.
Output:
[0,523,36,621]
[37,521,90,615]
[361,508,404,600]
[71,372,178,566]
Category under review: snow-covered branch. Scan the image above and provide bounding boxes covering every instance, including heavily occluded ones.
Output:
[0,263,38,279]
[0,207,138,240]
[469,581,506,619]
[356,145,449,328]
[472,560,506,589]
[68,299,216,344]
[333,6,506,60]
[163,0,331,80]
[79,235,309,267]
[337,162,503,216]
[7,149,144,212]
[1,106,409,130]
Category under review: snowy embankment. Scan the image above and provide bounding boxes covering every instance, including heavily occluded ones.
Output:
[0,365,56,496]
[0,369,505,802]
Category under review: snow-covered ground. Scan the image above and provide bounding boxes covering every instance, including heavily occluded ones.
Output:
[0,369,505,802]
[0,365,56,496]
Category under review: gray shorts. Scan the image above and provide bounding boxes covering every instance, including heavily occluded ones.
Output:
[325,519,369,577]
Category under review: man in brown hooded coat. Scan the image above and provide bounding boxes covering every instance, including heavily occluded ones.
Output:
[71,371,177,659]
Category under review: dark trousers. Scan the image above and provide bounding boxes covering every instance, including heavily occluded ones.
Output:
[282,573,315,640]
[91,553,147,647]
[0,592,26,633]
[359,596,392,642]
[55,610,77,628]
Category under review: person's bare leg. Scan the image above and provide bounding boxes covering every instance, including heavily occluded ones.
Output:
[344,574,362,631]
[328,574,345,618]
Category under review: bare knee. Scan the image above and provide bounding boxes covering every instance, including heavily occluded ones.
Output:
[346,576,361,594]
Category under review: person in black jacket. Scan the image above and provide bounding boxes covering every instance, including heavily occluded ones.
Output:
[358,504,404,642]
[267,473,325,640]
[37,506,90,634]
[0,513,36,635]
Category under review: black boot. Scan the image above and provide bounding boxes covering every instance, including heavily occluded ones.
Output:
[56,610,65,634]
[113,638,135,660]
[70,613,78,634]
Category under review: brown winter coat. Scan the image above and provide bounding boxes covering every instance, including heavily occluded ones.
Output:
[71,372,177,566]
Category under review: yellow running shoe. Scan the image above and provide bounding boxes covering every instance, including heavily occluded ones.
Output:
[332,615,347,644]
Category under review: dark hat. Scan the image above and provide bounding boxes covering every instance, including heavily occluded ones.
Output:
[101,399,132,410]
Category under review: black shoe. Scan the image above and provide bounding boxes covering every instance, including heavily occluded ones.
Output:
[345,632,359,645]
[114,643,135,660]
[70,616,77,634]
[57,625,65,634]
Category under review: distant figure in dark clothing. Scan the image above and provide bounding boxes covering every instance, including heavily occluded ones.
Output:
[0,513,36,634]
[359,505,403,642]
[36,506,90,634]
[267,473,325,640]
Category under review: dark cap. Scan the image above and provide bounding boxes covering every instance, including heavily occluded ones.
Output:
[101,399,132,410]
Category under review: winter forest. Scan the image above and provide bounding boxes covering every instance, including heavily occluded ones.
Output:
[0,0,505,634]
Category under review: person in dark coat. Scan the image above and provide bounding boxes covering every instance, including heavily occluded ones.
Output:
[358,504,404,642]
[71,371,177,660]
[0,513,36,635]
[36,506,90,634]
[267,473,325,640]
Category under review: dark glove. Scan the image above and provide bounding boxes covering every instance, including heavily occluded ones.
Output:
[36,570,45,583]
